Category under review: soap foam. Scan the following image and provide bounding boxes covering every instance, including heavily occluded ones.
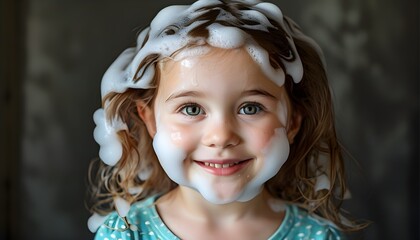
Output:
[95,0,305,170]
[309,149,333,194]
[236,128,290,202]
[245,41,286,87]
[254,2,284,24]
[152,126,189,186]
[241,9,275,29]
[153,127,291,205]
[87,212,108,233]
[173,46,211,62]
[207,24,247,49]
[128,186,144,195]
[100,0,304,101]
[114,196,131,218]
[314,174,331,192]
[267,198,287,213]
[93,108,127,166]
[138,165,153,181]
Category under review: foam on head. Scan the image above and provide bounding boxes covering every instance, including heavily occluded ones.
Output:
[95,0,305,167]
[100,0,304,99]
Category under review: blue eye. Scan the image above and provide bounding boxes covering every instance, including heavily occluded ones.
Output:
[180,104,204,116]
[239,103,263,115]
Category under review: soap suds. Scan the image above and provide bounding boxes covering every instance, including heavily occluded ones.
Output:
[95,0,304,175]
[114,196,131,218]
[87,212,108,233]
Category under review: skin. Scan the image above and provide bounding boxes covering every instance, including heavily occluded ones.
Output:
[137,47,301,239]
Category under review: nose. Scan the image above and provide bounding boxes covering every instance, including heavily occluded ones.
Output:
[201,116,240,149]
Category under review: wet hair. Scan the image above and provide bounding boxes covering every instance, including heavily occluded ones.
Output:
[88,0,365,232]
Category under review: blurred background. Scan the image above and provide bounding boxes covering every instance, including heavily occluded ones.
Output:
[0,0,418,239]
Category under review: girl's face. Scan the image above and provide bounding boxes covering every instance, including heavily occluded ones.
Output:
[140,47,300,204]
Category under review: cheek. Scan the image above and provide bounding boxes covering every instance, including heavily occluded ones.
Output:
[250,131,273,151]
[164,121,201,153]
[276,100,289,127]
[245,119,282,151]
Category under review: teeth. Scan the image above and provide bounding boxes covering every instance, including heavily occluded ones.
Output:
[203,162,238,168]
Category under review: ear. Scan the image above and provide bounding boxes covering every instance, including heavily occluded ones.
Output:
[287,110,302,144]
[136,101,157,138]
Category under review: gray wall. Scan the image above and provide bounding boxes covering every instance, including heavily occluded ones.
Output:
[1,0,418,239]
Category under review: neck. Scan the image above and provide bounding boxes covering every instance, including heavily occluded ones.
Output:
[158,186,274,225]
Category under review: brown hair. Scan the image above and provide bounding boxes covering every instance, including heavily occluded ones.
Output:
[88,0,365,231]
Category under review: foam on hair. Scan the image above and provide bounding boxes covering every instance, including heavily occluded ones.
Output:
[100,0,303,99]
[95,0,304,167]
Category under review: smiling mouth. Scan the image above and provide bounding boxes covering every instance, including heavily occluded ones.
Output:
[203,162,239,168]
[195,159,251,176]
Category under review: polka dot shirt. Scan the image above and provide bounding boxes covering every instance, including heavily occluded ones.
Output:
[94,196,344,240]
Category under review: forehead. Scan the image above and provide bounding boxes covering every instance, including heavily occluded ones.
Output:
[162,47,256,72]
[158,47,283,94]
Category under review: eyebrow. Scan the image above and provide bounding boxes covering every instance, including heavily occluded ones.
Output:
[242,89,277,99]
[165,89,277,102]
[165,91,204,102]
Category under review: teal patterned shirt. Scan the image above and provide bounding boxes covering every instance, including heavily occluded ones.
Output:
[94,196,344,240]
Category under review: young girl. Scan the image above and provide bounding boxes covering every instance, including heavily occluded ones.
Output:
[88,0,362,239]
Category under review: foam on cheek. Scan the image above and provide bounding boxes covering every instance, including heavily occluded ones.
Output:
[236,98,290,203]
[237,128,290,202]
[152,112,224,201]
[152,125,189,186]
[151,109,188,183]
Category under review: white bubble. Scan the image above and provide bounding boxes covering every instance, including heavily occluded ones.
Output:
[138,166,152,181]
[207,24,246,49]
[128,186,144,195]
[254,2,284,24]
[87,212,108,233]
[152,127,188,186]
[114,197,131,218]
[93,108,127,166]
[314,174,331,192]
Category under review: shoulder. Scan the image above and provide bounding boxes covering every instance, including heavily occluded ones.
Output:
[94,212,132,240]
[94,196,157,240]
[273,204,345,240]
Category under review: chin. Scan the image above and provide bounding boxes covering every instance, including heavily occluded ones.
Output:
[201,192,242,205]
[196,185,259,205]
